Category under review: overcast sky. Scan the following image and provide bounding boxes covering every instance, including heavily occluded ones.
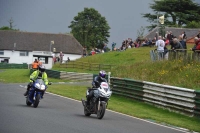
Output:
[0,0,200,48]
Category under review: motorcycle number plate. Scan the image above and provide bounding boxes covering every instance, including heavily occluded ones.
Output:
[101,83,108,87]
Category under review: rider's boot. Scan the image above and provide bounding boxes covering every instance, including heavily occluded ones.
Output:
[41,91,44,99]
[24,90,28,96]
[24,84,31,96]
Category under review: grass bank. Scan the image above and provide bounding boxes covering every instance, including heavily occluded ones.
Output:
[53,45,200,89]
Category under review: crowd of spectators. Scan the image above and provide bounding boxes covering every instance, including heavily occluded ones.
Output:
[81,30,200,58]
[82,44,107,57]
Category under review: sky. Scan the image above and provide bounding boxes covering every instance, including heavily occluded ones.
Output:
[0,0,200,48]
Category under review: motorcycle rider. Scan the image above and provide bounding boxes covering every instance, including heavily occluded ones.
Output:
[86,70,107,106]
[24,65,49,98]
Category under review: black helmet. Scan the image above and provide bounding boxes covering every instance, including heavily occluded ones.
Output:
[38,65,45,73]
[99,70,106,78]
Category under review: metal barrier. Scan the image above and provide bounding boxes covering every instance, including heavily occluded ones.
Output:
[110,77,200,118]
[30,69,61,79]
[30,69,95,82]
[59,61,114,72]
[60,71,93,82]
[150,49,200,61]
[0,63,28,69]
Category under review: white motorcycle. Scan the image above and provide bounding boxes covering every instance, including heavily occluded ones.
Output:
[81,81,112,119]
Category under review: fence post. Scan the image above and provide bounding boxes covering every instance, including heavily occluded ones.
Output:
[108,72,111,85]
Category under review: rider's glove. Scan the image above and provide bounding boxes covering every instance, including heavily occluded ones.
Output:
[28,82,33,87]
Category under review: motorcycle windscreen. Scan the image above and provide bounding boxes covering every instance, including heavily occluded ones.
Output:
[34,79,46,90]
[100,82,109,92]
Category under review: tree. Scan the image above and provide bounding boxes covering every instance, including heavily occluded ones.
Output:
[142,0,200,31]
[0,18,19,31]
[184,21,200,28]
[0,26,11,30]
[68,8,110,49]
[8,17,14,29]
[137,26,145,39]
[0,26,19,31]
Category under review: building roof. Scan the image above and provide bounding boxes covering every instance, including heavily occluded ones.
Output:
[0,30,83,55]
[144,27,200,41]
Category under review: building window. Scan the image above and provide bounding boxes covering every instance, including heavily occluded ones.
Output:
[38,57,48,64]
[20,51,29,56]
[0,51,4,55]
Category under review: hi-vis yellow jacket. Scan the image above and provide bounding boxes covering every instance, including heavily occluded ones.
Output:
[29,70,48,85]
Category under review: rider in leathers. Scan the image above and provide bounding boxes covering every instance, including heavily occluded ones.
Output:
[86,70,107,106]
[24,65,48,98]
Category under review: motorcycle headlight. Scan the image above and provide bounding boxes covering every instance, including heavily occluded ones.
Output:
[35,83,45,90]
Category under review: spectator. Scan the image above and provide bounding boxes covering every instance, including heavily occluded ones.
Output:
[197,31,200,38]
[32,59,38,70]
[129,39,133,47]
[179,35,187,49]
[191,37,200,51]
[53,56,56,64]
[91,49,96,55]
[59,51,64,63]
[169,31,174,47]
[164,46,169,60]
[94,48,100,53]
[169,31,174,41]
[155,36,165,60]
[103,44,107,52]
[181,31,187,41]
[171,38,183,50]
[155,32,159,41]
[112,42,116,51]
[82,47,87,57]
[141,38,148,46]
[151,37,156,47]
[165,31,169,39]
[67,57,70,62]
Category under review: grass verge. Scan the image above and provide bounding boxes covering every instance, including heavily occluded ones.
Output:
[48,84,200,132]
[0,69,72,83]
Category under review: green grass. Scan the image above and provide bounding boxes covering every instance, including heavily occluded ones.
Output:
[0,69,73,83]
[53,44,200,90]
[48,84,200,132]
[0,69,29,83]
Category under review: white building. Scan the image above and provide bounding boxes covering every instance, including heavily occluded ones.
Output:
[0,31,83,69]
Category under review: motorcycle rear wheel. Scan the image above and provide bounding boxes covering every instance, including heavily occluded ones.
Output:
[97,103,106,119]
[33,94,40,108]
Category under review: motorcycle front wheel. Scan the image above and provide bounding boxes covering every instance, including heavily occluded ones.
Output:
[84,106,91,116]
[97,103,106,119]
[33,94,40,108]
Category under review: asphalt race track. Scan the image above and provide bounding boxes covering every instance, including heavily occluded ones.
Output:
[0,83,189,133]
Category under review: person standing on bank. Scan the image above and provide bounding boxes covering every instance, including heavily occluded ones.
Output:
[59,51,64,63]
[155,36,165,60]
